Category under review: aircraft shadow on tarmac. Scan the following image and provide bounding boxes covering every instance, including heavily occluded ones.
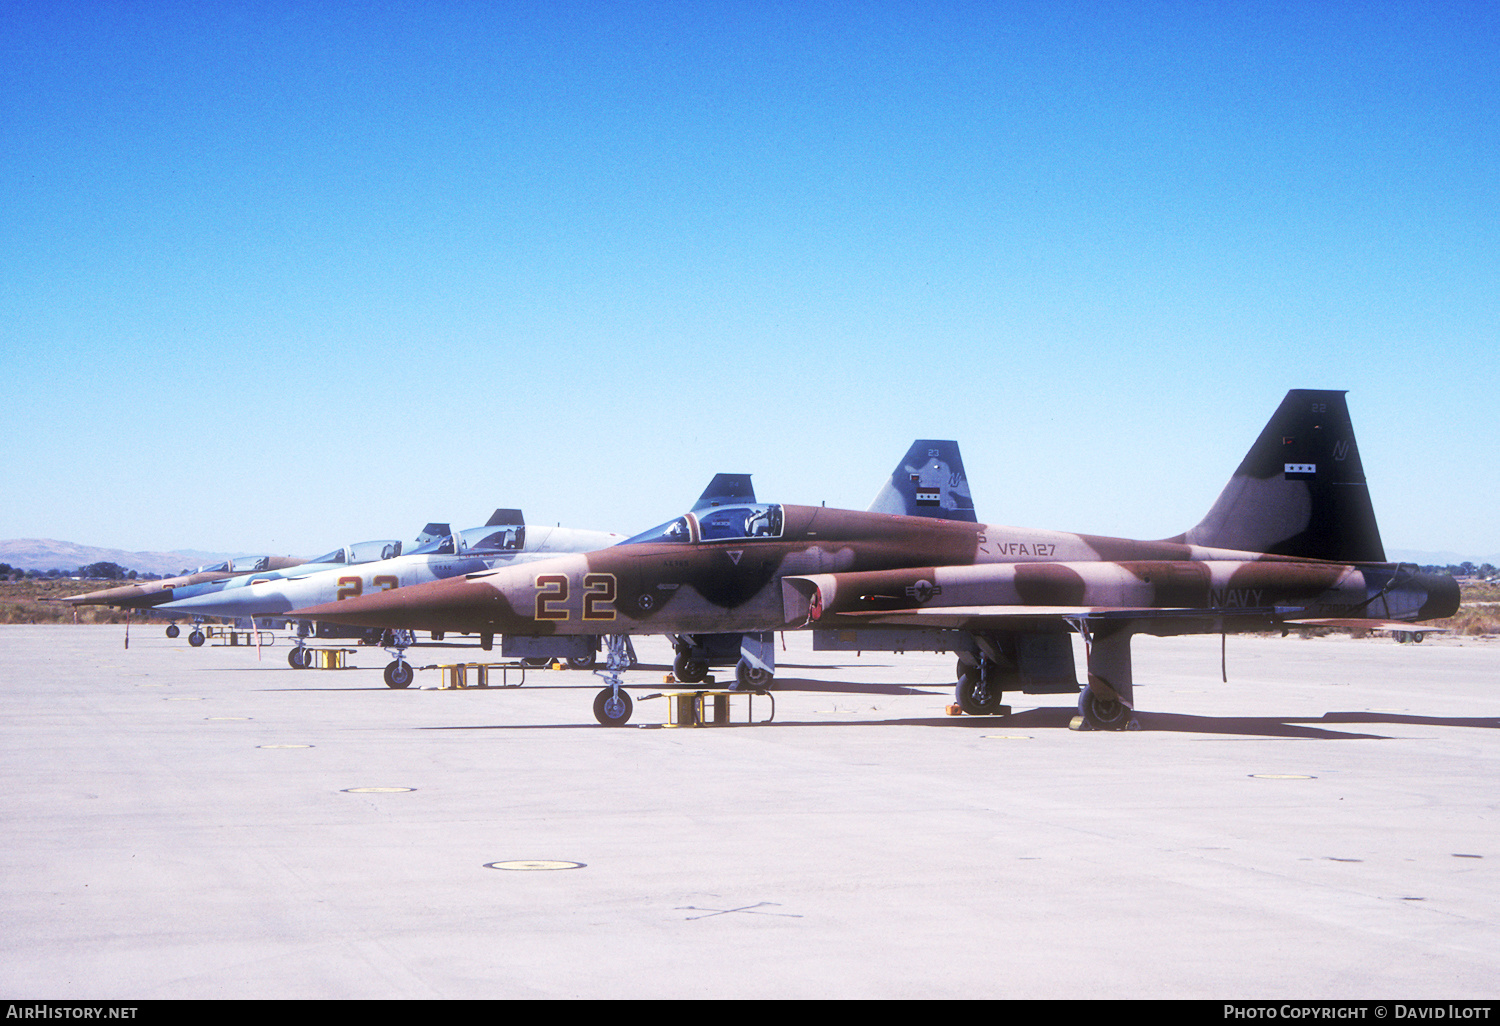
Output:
[255,671,940,695]
[421,705,1500,739]
[240,670,1500,739]
[750,676,945,697]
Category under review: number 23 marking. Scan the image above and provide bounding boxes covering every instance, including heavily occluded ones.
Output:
[337,575,400,601]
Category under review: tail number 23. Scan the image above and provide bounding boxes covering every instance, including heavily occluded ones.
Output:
[337,576,400,601]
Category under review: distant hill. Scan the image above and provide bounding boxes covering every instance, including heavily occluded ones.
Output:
[0,539,243,576]
[1388,549,1500,568]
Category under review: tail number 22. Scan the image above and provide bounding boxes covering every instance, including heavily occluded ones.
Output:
[534,573,616,621]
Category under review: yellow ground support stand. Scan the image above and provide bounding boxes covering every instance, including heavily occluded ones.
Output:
[651,688,774,727]
[419,661,527,689]
[305,648,356,669]
[205,625,277,647]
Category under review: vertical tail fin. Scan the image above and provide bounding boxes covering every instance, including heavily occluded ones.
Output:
[868,440,977,522]
[692,474,756,511]
[1174,390,1386,562]
[415,523,452,546]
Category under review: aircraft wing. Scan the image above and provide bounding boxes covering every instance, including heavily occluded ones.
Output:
[819,605,1262,630]
[812,605,1444,636]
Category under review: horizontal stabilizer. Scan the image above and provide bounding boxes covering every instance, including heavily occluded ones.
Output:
[1282,618,1447,633]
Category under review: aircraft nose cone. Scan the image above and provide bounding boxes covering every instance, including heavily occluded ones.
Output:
[1418,572,1461,620]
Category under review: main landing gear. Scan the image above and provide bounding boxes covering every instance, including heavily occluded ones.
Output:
[947,628,1139,731]
[1076,686,1132,730]
[672,648,709,684]
[1069,624,1138,731]
[670,633,776,691]
[735,659,772,690]
[955,657,1007,715]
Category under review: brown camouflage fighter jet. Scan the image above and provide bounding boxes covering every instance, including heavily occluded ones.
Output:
[289,390,1459,728]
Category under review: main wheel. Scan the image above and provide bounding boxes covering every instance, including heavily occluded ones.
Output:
[188,630,205,647]
[521,656,551,668]
[593,687,633,726]
[288,647,308,669]
[734,659,772,690]
[165,624,180,639]
[384,660,414,689]
[567,652,598,670]
[956,666,1004,715]
[673,651,708,683]
[1078,687,1131,730]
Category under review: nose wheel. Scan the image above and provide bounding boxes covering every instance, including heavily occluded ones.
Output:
[384,660,414,689]
[592,634,635,725]
[593,687,633,726]
[381,630,417,688]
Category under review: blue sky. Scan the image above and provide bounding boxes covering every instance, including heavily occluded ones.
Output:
[3,1,1497,559]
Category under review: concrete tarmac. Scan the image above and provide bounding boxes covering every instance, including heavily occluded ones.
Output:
[2,624,1497,999]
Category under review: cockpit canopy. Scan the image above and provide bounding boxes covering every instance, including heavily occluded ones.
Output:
[407,534,458,556]
[461,523,525,553]
[305,540,403,565]
[403,522,525,557]
[623,504,784,545]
